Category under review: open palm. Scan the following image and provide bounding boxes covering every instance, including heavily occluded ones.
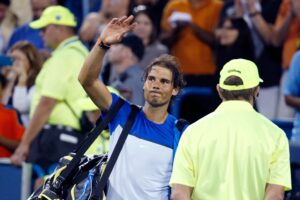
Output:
[100,16,137,45]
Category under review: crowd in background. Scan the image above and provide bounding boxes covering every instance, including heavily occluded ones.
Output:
[0,0,300,195]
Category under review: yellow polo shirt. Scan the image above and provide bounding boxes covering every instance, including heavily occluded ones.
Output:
[170,101,291,200]
[30,36,88,130]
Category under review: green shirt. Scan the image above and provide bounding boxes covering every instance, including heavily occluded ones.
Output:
[170,101,291,200]
[30,36,88,130]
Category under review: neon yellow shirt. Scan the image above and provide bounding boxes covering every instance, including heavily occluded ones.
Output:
[170,101,291,200]
[30,36,88,130]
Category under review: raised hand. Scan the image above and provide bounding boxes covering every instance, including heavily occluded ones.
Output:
[99,15,136,45]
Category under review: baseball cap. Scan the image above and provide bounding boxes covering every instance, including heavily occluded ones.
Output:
[120,33,144,60]
[219,59,263,91]
[30,5,76,29]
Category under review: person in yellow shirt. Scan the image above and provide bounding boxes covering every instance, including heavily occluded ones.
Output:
[170,59,291,200]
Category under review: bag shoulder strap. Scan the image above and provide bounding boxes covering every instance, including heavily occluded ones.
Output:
[52,97,125,191]
[173,118,189,158]
[63,99,80,118]
[91,104,140,199]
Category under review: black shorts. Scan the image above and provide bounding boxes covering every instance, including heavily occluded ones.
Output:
[28,125,85,171]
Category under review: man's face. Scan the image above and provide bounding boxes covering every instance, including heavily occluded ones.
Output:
[0,4,8,23]
[31,0,52,20]
[40,24,59,49]
[143,65,179,107]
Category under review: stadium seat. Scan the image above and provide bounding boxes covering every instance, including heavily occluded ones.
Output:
[0,159,32,200]
[272,119,293,140]
[170,86,214,123]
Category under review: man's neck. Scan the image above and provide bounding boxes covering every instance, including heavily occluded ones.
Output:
[143,103,169,124]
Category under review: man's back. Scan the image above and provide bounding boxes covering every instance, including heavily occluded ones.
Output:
[171,101,291,199]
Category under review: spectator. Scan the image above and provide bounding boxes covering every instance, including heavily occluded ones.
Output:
[128,0,170,35]
[220,0,283,120]
[6,0,55,52]
[160,0,223,87]
[10,6,89,172]
[285,50,300,141]
[170,59,291,200]
[79,0,130,49]
[79,16,187,199]
[132,5,168,69]
[0,0,11,53]
[272,0,300,120]
[0,73,25,158]
[215,17,254,72]
[107,33,145,105]
[6,41,42,127]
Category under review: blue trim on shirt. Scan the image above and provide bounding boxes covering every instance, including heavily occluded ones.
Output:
[108,93,178,149]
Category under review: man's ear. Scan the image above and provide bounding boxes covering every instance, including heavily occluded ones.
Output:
[216,84,224,100]
[255,86,260,97]
[172,87,179,96]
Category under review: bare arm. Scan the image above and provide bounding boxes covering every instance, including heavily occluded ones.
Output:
[189,23,215,48]
[251,15,274,44]
[10,96,56,165]
[78,16,136,111]
[285,95,300,108]
[272,11,294,47]
[171,184,193,200]
[264,184,284,200]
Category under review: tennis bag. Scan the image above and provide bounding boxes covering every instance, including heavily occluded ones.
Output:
[28,98,140,200]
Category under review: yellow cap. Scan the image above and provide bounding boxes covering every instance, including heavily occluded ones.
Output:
[30,6,76,29]
[219,59,263,91]
[79,86,120,111]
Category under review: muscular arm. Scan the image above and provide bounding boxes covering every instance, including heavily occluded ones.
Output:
[78,43,112,111]
[264,184,284,200]
[171,184,193,200]
[79,16,136,111]
[21,96,56,145]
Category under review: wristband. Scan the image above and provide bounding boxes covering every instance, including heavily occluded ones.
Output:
[97,38,110,50]
[249,11,261,17]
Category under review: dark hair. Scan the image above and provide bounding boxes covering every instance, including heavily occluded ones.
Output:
[133,5,157,45]
[0,73,7,88]
[0,0,10,6]
[219,76,258,102]
[9,41,42,87]
[143,54,185,90]
[215,17,255,70]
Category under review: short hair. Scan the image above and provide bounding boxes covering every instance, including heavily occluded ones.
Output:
[143,54,185,91]
[219,75,258,101]
[0,73,7,89]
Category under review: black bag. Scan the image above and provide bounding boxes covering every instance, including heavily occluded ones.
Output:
[28,98,140,200]
[64,99,94,133]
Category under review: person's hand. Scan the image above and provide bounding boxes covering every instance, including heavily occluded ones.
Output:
[11,63,28,86]
[10,142,29,166]
[246,0,259,14]
[99,15,136,45]
[0,67,17,82]
[234,0,245,17]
